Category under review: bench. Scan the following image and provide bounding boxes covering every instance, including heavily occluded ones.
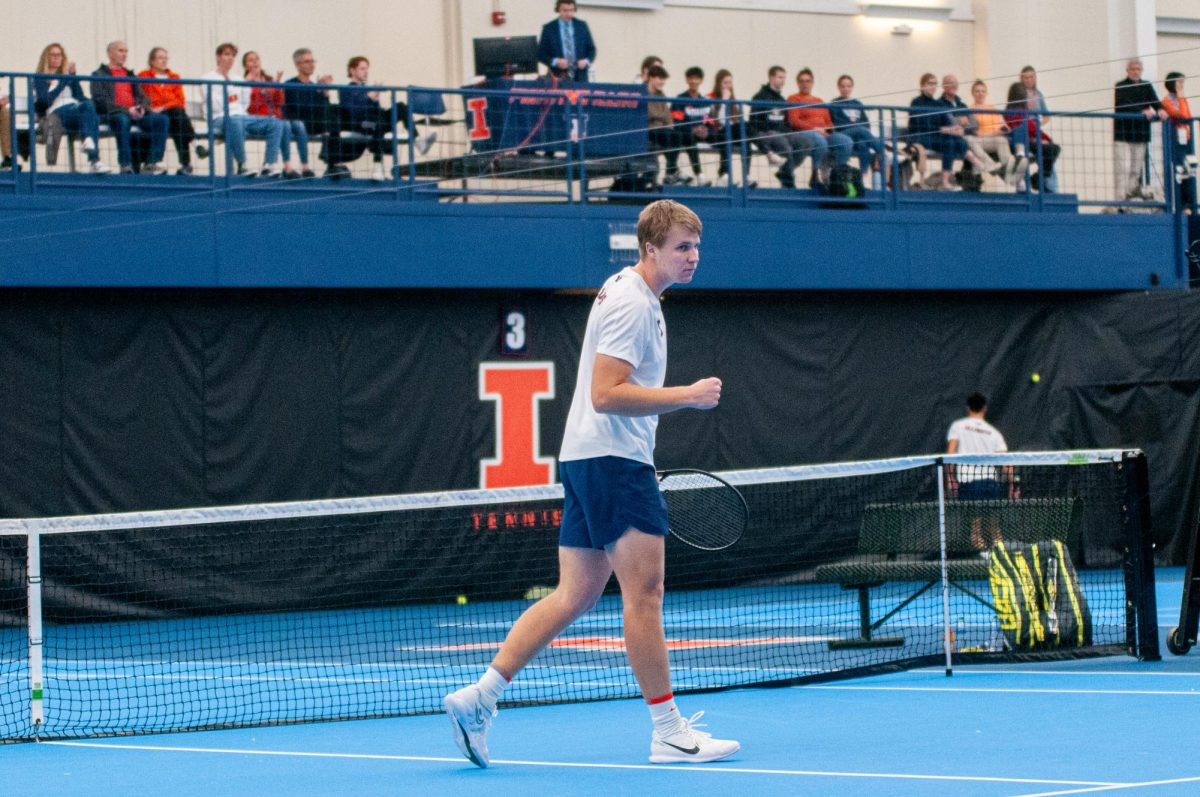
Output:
[814,497,1082,649]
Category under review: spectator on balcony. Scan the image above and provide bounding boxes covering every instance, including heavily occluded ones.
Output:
[32,43,111,174]
[905,73,941,189]
[339,56,435,182]
[675,66,712,186]
[1015,66,1059,192]
[138,47,198,175]
[749,66,804,189]
[1005,78,1060,193]
[786,67,852,190]
[830,74,884,183]
[200,42,286,177]
[539,0,595,83]
[638,55,662,85]
[92,40,170,174]
[1114,58,1167,202]
[243,51,309,178]
[1162,72,1194,209]
[646,64,687,185]
[937,74,1001,189]
[707,69,745,188]
[284,48,346,178]
[968,79,1023,189]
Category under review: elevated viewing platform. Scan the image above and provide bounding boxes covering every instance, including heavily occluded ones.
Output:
[0,75,1195,290]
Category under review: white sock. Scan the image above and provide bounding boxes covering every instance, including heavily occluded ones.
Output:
[648,694,682,735]
[475,665,508,712]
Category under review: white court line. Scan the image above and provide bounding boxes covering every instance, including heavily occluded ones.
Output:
[1013,774,1200,796]
[914,668,1200,678]
[43,741,1120,787]
[804,685,1200,696]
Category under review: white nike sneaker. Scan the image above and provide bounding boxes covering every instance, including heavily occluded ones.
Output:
[444,685,496,768]
[649,711,739,764]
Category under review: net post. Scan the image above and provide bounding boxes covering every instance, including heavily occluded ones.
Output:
[935,457,953,676]
[26,523,44,734]
[1121,451,1161,661]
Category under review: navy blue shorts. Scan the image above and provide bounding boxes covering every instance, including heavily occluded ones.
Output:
[959,479,1001,500]
[559,456,670,550]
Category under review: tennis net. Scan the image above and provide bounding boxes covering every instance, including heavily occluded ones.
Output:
[0,449,1157,742]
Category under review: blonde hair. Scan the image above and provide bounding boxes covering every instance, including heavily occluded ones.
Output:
[637,200,702,256]
[36,43,69,75]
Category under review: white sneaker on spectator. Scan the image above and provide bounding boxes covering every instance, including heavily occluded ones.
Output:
[649,711,739,764]
[261,163,283,178]
[694,176,711,187]
[415,132,437,156]
[82,137,96,153]
[89,161,112,175]
[765,151,785,166]
[1007,156,1028,188]
[713,174,730,188]
[370,163,387,181]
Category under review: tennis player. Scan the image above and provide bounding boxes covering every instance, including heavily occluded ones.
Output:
[444,200,739,767]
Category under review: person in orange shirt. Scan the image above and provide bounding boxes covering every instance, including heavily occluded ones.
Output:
[1162,71,1194,209]
[786,67,852,190]
[138,47,198,175]
[967,79,1023,189]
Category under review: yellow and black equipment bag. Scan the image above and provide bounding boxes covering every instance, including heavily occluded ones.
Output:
[987,539,1092,650]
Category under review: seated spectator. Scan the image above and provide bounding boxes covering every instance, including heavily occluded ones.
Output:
[1114,58,1166,202]
[786,67,853,190]
[675,66,712,186]
[138,47,199,175]
[906,73,941,188]
[645,64,687,185]
[707,69,746,188]
[968,79,1024,189]
[1162,72,1194,209]
[830,74,884,183]
[92,40,170,174]
[32,43,111,174]
[749,65,804,189]
[243,51,309,178]
[0,94,13,170]
[638,55,663,85]
[1005,78,1060,193]
[1014,66,1059,192]
[937,74,1001,190]
[338,56,435,183]
[284,48,346,178]
[200,42,286,177]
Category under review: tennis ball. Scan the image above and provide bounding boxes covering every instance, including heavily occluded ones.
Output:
[456,595,468,606]
[1031,372,1041,383]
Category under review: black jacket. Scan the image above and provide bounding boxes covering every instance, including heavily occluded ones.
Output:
[1114,78,1162,143]
[90,63,151,117]
[750,84,790,135]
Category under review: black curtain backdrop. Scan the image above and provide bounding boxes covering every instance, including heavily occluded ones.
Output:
[1,287,1198,563]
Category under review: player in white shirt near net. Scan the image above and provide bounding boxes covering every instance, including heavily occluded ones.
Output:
[444,200,739,768]
[946,392,1014,549]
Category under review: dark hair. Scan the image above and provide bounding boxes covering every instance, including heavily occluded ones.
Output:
[555,0,576,9]
[647,64,668,80]
[1005,81,1027,109]
[1020,65,1036,75]
[967,393,988,413]
[641,55,662,73]
[710,68,733,97]
[147,47,167,68]
[685,66,704,80]
[1166,71,1185,95]
[797,67,814,81]
[768,65,786,78]
[215,42,237,58]
[347,55,369,76]
[837,74,854,85]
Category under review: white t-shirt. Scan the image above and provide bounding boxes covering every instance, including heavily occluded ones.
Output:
[560,267,667,466]
[201,71,247,119]
[947,415,1007,482]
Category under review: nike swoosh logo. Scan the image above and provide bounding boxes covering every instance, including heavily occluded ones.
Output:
[661,740,701,755]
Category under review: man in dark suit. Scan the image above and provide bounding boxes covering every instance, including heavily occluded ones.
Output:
[538,1,596,83]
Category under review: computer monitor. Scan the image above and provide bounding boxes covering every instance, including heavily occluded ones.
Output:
[473,36,540,79]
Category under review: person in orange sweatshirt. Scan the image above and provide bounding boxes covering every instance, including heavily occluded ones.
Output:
[138,47,198,174]
[1162,71,1194,209]
[786,67,853,189]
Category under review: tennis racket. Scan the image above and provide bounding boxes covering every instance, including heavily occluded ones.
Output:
[657,469,748,551]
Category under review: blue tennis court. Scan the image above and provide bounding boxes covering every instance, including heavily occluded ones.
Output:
[2,568,1193,795]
